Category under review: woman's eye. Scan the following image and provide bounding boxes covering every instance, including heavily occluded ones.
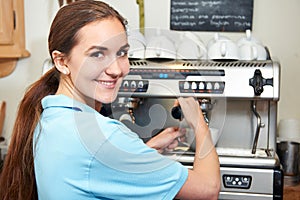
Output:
[117,49,128,57]
[90,51,104,58]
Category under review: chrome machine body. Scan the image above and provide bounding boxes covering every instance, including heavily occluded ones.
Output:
[106,60,283,199]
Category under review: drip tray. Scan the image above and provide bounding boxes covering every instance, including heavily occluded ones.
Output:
[216,147,270,157]
[164,147,279,168]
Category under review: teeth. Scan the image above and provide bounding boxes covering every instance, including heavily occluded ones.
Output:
[99,81,114,86]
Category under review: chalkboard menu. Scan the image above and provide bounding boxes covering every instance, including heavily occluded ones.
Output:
[170,0,253,32]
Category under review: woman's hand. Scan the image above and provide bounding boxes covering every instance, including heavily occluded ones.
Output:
[176,97,207,131]
[146,127,186,153]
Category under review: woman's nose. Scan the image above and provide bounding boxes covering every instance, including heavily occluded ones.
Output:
[105,58,129,78]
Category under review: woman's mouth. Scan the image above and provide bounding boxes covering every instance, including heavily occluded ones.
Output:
[98,80,118,89]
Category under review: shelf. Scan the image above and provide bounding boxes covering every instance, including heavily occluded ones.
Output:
[0,58,17,77]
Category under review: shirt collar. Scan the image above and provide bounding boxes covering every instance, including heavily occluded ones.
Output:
[41,94,97,113]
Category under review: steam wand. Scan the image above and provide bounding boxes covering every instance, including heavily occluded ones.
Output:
[125,98,141,124]
[251,101,265,154]
[128,108,135,124]
[116,97,141,124]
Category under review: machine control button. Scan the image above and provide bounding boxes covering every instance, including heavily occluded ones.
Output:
[214,82,220,90]
[191,82,197,90]
[223,175,252,189]
[184,82,190,90]
[159,73,168,78]
[138,81,144,88]
[130,81,137,88]
[199,82,205,90]
[123,81,129,88]
[206,82,213,90]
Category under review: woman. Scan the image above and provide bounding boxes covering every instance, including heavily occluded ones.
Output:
[0,1,220,200]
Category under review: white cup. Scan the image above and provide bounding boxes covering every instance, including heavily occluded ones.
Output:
[238,43,267,60]
[207,33,238,60]
[128,30,146,60]
[176,32,207,60]
[237,29,267,60]
[128,40,146,60]
[278,119,300,142]
[145,35,176,60]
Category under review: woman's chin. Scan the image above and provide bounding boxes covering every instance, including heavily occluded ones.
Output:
[97,94,118,104]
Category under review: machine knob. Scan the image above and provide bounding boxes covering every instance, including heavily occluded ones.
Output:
[249,69,273,96]
[171,106,183,120]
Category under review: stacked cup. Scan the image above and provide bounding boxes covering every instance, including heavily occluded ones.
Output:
[237,29,268,61]
[176,32,207,60]
[127,30,146,60]
[207,33,239,61]
[278,119,300,142]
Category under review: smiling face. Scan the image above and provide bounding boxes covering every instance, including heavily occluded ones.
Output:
[53,17,130,108]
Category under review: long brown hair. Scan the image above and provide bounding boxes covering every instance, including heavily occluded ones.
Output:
[0,1,126,199]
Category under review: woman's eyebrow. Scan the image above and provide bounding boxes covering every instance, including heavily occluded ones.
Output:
[119,43,130,50]
[85,46,108,53]
[85,43,129,53]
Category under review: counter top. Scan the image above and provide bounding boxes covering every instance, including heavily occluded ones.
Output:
[284,183,300,200]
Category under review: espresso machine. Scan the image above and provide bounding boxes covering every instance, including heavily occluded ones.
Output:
[104,59,283,200]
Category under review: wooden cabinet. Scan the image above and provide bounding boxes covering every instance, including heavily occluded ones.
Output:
[0,0,30,77]
[0,0,14,45]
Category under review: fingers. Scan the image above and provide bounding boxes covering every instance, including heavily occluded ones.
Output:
[174,99,180,107]
[177,97,195,113]
[148,127,190,153]
[178,128,187,137]
[167,139,179,150]
[165,127,188,151]
[165,127,187,141]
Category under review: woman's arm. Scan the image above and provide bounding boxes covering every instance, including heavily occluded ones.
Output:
[145,97,220,199]
[175,97,220,200]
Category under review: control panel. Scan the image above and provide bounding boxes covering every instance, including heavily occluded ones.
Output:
[223,174,252,189]
[118,67,226,97]
[117,60,279,99]
[118,79,225,94]
[179,81,225,94]
[119,80,149,93]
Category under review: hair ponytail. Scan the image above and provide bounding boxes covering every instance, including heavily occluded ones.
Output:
[0,1,126,199]
[0,67,59,200]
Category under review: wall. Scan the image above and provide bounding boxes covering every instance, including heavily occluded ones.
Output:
[0,0,299,141]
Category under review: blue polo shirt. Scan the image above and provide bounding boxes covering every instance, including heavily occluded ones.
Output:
[33,95,188,200]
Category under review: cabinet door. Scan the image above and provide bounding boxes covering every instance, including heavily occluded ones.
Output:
[0,0,14,45]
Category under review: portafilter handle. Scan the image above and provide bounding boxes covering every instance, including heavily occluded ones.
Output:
[171,106,183,120]
[171,99,212,124]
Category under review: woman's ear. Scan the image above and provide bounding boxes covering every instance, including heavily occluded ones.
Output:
[52,50,70,75]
